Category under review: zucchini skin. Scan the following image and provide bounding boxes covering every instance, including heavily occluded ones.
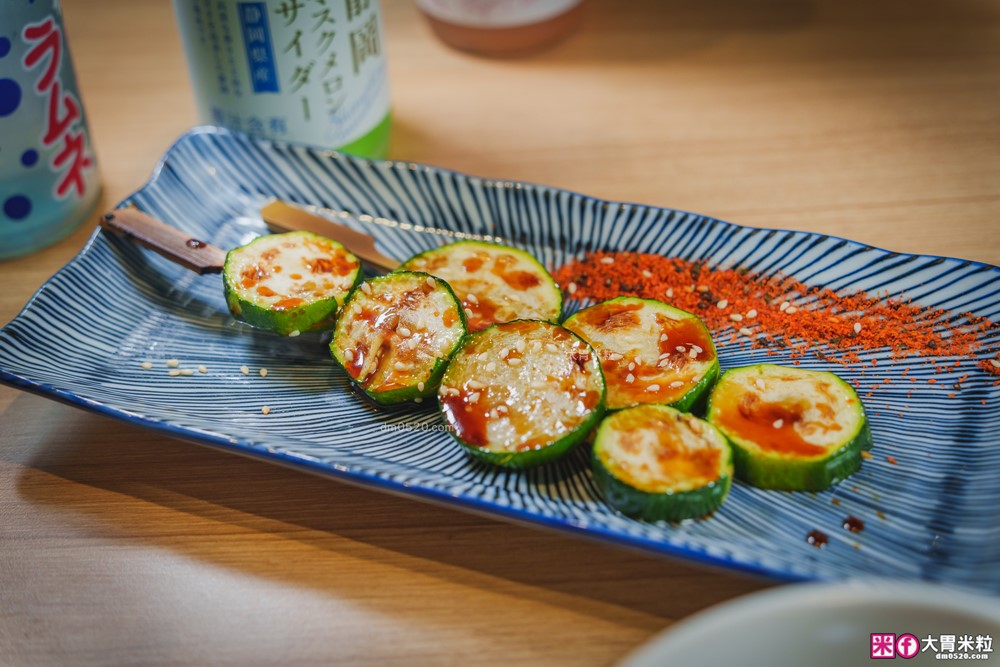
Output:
[223,232,361,336]
[725,420,872,491]
[400,240,562,331]
[591,405,732,522]
[562,297,719,413]
[441,320,606,469]
[330,271,467,405]
[592,452,732,523]
[706,364,871,492]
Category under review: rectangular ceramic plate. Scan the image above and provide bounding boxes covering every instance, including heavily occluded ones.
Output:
[2,127,998,590]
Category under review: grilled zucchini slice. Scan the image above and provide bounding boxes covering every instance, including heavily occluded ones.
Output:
[563,297,719,412]
[592,404,733,522]
[706,364,872,491]
[330,271,466,405]
[439,320,605,468]
[400,240,561,332]
[223,231,361,335]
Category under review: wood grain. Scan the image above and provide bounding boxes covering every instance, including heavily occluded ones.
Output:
[2,0,999,665]
[99,208,227,274]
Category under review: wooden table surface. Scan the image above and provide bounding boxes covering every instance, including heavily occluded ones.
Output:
[2,1,998,665]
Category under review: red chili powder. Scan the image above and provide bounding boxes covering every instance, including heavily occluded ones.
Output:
[553,252,999,372]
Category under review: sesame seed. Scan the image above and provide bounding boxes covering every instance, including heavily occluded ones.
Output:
[739,327,753,337]
[496,405,508,415]
[466,293,479,305]
[468,380,486,390]
[600,257,615,264]
[642,270,653,278]
[486,362,497,372]
[478,352,489,361]
[468,392,481,403]
[166,359,180,368]
[659,333,668,342]
[628,362,635,371]
[716,299,728,309]
[499,348,510,359]
[567,282,578,295]
[343,349,355,362]
[729,313,744,322]
[464,307,474,318]
[690,345,703,354]
[786,306,798,314]
[259,368,268,377]
[854,322,863,334]
[669,381,684,388]
[393,361,407,371]
[688,349,698,360]
[697,285,709,292]
[755,379,765,391]
[746,309,758,319]
[415,397,424,404]
[676,346,686,353]
[545,343,558,353]
[417,381,425,392]
[992,359,1000,368]
[646,384,660,392]
[425,276,437,288]
[531,340,542,352]
[140,361,153,370]
[773,418,783,429]
[507,357,522,366]
[261,406,270,415]
[167,369,181,377]
[288,330,301,337]
[514,339,526,353]
[180,369,195,376]
[360,282,372,294]
[398,326,412,338]
[609,352,624,361]
[197,365,208,374]
[626,373,635,384]
[666,288,674,298]
[240,365,250,375]
[779,301,790,312]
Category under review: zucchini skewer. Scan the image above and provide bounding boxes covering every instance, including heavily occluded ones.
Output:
[592,404,733,522]
[563,297,719,412]
[330,271,467,405]
[706,364,872,491]
[400,240,561,332]
[439,320,605,468]
[223,231,361,335]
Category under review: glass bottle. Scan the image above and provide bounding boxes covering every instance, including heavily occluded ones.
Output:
[172,0,391,157]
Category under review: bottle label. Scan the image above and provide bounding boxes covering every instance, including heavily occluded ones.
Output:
[0,1,100,258]
[173,0,390,148]
[416,0,581,29]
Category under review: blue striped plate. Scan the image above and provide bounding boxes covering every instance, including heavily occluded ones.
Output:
[2,127,998,590]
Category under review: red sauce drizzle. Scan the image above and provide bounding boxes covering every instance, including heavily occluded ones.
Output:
[842,516,865,533]
[715,391,829,457]
[806,530,829,548]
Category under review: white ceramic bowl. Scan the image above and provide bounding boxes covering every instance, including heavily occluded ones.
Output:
[620,581,1000,667]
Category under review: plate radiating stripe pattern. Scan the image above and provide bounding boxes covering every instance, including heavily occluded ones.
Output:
[2,127,998,590]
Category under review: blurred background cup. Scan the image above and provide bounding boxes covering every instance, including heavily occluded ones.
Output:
[416,0,586,56]
[172,0,391,158]
[0,0,100,260]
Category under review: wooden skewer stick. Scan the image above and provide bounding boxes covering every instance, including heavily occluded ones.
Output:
[260,200,400,272]
[99,208,227,275]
